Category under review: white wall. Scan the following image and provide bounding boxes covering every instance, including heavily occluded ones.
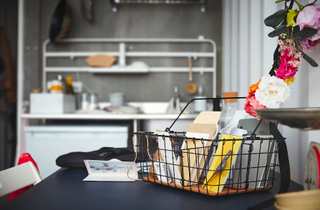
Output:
[222,0,278,107]
[222,0,315,184]
[301,49,320,185]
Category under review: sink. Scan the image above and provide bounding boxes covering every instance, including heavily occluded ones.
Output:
[98,102,195,114]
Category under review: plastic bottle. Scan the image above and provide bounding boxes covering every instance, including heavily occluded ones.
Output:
[219,92,238,129]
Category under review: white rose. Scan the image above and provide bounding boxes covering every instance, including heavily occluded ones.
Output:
[255,75,291,108]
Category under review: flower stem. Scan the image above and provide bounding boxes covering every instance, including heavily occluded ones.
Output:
[294,0,304,10]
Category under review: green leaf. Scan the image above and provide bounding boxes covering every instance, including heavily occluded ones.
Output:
[268,25,287,37]
[294,0,304,10]
[293,26,318,40]
[264,9,287,28]
[296,47,319,67]
[275,0,285,3]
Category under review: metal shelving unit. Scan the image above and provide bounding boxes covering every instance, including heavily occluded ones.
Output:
[109,0,208,12]
[42,38,217,97]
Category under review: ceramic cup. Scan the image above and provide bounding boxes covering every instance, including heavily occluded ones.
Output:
[194,96,207,113]
[109,92,124,107]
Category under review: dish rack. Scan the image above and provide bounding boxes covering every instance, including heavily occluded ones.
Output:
[133,97,290,197]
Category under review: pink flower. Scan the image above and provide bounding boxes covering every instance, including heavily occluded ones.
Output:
[244,94,266,118]
[300,38,320,52]
[296,4,320,31]
[296,4,320,50]
[276,49,301,79]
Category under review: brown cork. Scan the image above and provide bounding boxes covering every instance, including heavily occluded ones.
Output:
[223,92,238,103]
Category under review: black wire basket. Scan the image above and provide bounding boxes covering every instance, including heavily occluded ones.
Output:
[133,97,283,196]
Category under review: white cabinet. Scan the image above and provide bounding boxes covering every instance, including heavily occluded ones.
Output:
[25,125,129,179]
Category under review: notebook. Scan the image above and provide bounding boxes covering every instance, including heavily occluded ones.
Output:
[83,159,138,182]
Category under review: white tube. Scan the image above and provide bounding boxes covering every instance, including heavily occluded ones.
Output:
[119,43,126,67]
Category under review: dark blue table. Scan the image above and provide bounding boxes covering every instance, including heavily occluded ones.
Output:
[0,168,303,210]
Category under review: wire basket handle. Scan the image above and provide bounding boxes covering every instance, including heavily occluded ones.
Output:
[165,96,247,132]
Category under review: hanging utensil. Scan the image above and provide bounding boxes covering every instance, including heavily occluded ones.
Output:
[81,0,93,22]
[186,57,197,94]
[49,0,72,42]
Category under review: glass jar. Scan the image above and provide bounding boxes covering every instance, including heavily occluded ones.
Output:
[219,92,238,129]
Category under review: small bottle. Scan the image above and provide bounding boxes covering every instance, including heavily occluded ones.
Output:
[66,76,74,95]
[219,92,238,129]
[194,71,207,113]
[57,74,66,93]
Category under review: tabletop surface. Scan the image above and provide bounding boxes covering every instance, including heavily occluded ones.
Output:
[1,168,303,210]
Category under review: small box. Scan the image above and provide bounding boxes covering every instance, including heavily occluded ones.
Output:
[30,93,75,114]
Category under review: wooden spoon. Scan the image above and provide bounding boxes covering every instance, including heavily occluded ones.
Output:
[186,57,197,94]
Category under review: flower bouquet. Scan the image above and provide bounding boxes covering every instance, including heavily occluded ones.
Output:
[245,0,320,117]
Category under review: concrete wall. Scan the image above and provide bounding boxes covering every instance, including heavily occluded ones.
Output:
[23,0,222,103]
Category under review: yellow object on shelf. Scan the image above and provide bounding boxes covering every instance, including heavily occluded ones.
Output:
[66,76,72,85]
[49,85,63,92]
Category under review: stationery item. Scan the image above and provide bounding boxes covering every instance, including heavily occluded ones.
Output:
[149,139,175,179]
[232,138,276,189]
[153,161,172,183]
[181,132,210,186]
[220,110,248,136]
[179,111,220,185]
[237,118,272,137]
[83,159,137,182]
[203,134,242,193]
[155,131,181,185]
[193,111,221,124]
[135,161,152,173]
[259,139,276,188]
[212,150,232,176]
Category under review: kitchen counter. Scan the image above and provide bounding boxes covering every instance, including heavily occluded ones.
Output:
[21,113,197,120]
[21,112,198,133]
[22,102,203,132]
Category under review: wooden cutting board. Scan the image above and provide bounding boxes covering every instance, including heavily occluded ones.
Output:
[86,54,116,67]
